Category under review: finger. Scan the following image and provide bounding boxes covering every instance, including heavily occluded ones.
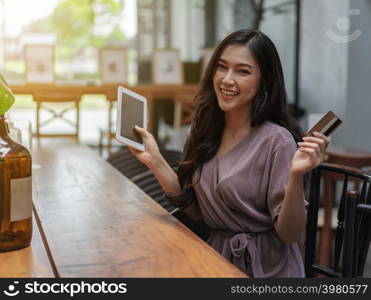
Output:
[128,146,140,155]
[303,136,326,147]
[299,147,321,165]
[298,142,318,148]
[302,136,324,144]
[312,132,331,146]
[302,137,326,153]
[134,125,151,138]
[299,147,315,154]
[299,147,320,160]
[298,142,321,156]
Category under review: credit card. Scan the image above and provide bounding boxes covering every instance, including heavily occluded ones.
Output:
[306,111,342,136]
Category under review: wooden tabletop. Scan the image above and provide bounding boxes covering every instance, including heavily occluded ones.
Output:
[0,141,246,278]
[0,216,54,278]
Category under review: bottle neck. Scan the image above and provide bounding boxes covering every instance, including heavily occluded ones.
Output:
[0,114,10,137]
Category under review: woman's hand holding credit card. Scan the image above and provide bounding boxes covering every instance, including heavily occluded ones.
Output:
[291,111,341,175]
[306,111,342,137]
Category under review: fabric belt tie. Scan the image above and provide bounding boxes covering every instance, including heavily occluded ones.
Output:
[212,229,273,277]
[229,233,265,277]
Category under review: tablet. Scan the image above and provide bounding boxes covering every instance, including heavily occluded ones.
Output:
[116,86,147,151]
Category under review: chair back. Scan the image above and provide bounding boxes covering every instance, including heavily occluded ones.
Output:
[173,91,196,129]
[107,146,183,207]
[319,147,371,267]
[305,163,371,277]
[343,191,371,277]
[33,87,82,141]
[107,146,210,241]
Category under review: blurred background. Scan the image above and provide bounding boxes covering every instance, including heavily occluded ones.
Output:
[0,0,370,154]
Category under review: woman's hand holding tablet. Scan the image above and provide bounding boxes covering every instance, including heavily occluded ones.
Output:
[115,86,147,151]
[128,125,164,169]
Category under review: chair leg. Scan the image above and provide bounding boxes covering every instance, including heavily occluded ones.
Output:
[28,121,33,152]
[173,101,182,130]
[36,101,40,137]
[76,101,80,144]
[343,191,359,277]
[98,130,104,156]
[318,179,336,267]
[107,134,112,156]
[319,227,332,266]
[305,168,321,277]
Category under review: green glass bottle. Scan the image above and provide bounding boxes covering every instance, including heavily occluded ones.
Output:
[0,75,32,252]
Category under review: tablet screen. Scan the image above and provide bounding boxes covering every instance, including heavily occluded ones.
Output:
[120,92,144,144]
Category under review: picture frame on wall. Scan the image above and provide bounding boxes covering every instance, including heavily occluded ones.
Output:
[201,47,215,78]
[152,49,183,84]
[24,45,55,84]
[99,48,128,84]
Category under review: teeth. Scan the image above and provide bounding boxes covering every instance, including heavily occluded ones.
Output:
[220,88,239,96]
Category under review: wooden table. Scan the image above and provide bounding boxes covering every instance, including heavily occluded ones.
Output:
[0,141,246,278]
[10,83,199,132]
[0,217,54,277]
[326,146,371,169]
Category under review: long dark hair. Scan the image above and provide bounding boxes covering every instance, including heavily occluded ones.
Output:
[178,29,303,188]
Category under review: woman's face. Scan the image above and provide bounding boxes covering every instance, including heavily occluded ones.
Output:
[213,44,261,114]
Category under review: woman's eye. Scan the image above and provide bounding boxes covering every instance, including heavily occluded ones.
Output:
[217,64,227,70]
[239,69,250,75]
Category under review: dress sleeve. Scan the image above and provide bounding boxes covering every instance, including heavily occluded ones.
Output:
[164,187,196,208]
[164,134,195,208]
[267,140,307,222]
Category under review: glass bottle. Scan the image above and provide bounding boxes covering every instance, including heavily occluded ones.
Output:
[0,114,32,251]
[6,118,23,144]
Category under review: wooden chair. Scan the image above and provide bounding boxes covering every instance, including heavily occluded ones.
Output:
[305,163,371,277]
[98,91,117,155]
[107,146,182,202]
[33,88,82,141]
[343,191,371,277]
[318,148,371,267]
[173,91,196,129]
[107,146,148,178]
[130,168,178,212]
[107,146,180,212]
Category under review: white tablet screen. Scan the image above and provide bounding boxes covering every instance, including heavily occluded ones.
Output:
[120,92,144,145]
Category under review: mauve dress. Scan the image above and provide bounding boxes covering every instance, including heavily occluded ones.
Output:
[167,122,306,278]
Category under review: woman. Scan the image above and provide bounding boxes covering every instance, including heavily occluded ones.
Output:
[130,29,329,277]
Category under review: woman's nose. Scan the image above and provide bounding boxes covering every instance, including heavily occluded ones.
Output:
[222,70,235,85]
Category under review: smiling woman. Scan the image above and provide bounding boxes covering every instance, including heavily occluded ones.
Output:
[213,45,260,118]
[128,29,331,278]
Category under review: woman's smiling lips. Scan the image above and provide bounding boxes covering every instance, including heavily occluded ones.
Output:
[220,88,240,100]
